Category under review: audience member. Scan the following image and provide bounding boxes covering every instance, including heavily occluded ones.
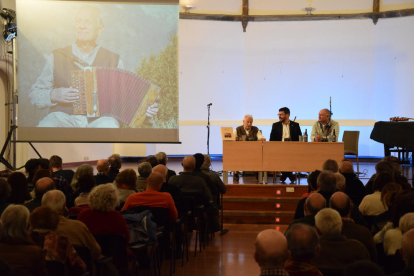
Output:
[94,159,111,185]
[254,229,289,276]
[121,172,178,222]
[285,223,322,276]
[78,184,130,245]
[365,161,394,194]
[344,260,385,276]
[0,205,48,276]
[339,161,366,207]
[193,153,219,206]
[330,192,377,261]
[169,156,213,206]
[38,158,71,195]
[71,164,94,192]
[155,152,176,182]
[201,154,227,196]
[25,177,55,212]
[74,174,96,206]
[287,193,326,231]
[25,158,41,187]
[372,182,402,235]
[393,228,414,276]
[50,155,75,184]
[7,172,32,204]
[29,206,86,275]
[115,169,138,203]
[302,170,320,199]
[153,164,187,214]
[334,173,346,191]
[383,156,411,190]
[42,190,101,260]
[313,208,370,273]
[375,191,414,255]
[146,156,159,168]
[0,179,11,217]
[322,159,339,173]
[137,162,152,192]
[108,154,122,182]
[359,171,394,216]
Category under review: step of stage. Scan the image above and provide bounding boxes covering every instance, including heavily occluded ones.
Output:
[222,210,295,224]
[225,184,308,197]
[223,196,300,211]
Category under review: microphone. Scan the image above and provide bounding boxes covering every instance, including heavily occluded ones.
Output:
[293,116,296,122]
[207,103,212,106]
[0,8,16,22]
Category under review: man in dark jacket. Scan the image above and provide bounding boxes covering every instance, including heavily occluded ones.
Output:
[339,161,366,207]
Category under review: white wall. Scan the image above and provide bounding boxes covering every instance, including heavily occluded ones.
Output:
[1,0,414,167]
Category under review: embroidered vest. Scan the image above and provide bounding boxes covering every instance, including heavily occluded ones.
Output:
[236,126,258,141]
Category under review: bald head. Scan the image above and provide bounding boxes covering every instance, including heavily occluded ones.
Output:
[96,159,109,173]
[182,156,195,172]
[304,193,326,216]
[339,161,354,174]
[286,223,320,262]
[146,172,164,191]
[254,229,289,269]
[330,192,352,218]
[402,228,414,268]
[153,165,168,182]
[35,177,55,199]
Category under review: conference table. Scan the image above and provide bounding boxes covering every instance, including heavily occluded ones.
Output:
[222,141,344,184]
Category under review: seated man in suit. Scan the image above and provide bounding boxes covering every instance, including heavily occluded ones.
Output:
[233,114,266,181]
[50,155,75,184]
[311,109,339,142]
[269,107,302,183]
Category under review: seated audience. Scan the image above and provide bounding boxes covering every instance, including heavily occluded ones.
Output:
[29,206,86,275]
[42,190,101,260]
[285,223,323,276]
[115,169,138,203]
[137,162,152,192]
[302,170,320,199]
[78,184,130,245]
[74,174,96,206]
[201,154,227,196]
[169,156,213,206]
[0,205,48,276]
[25,177,55,213]
[25,158,41,187]
[334,172,346,191]
[71,164,94,192]
[107,154,122,182]
[146,156,159,168]
[94,159,111,185]
[193,153,219,206]
[0,179,11,216]
[393,228,414,276]
[50,155,75,185]
[330,192,377,262]
[359,171,394,216]
[38,158,71,195]
[155,151,176,182]
[287,193,326,232]
[375,191,414,255]
[7,172,32,204]
[365,161,394,194]
[322,159,339,173]
[372,182,402,235]
[383,156,411,190]
[313,208,370,273]
[254,229,289,276]
[339,161,366,207]
[344,261,385,276]
[121,172,178,222]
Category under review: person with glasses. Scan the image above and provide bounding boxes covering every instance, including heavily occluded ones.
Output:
[269,107,302,183]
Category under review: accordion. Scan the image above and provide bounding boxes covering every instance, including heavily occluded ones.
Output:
[71,67,160,128]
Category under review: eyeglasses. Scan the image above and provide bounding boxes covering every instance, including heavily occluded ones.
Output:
[278,113,286,116]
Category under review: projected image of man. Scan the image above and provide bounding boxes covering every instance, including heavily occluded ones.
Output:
[28,5,158,128]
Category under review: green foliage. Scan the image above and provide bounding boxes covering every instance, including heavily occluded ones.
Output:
[135,34,179,129]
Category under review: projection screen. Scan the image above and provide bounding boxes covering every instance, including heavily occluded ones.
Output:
[17,0,179,143]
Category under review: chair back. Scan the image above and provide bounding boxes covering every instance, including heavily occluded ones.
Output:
[124,205,169,229]
[46,260,65,276]
[93,234,128,276]
[343,131,360,155]
[182,192,209,207]
[73,245,93,273]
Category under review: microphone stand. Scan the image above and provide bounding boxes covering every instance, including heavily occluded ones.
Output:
[207,104,211,154]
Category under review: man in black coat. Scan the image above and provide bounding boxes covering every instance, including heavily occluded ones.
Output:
[50,155,75,185]
[94,159,112,185]
[269,107,302,183]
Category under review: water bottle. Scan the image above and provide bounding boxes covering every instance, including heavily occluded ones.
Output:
[332,129,337,142]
